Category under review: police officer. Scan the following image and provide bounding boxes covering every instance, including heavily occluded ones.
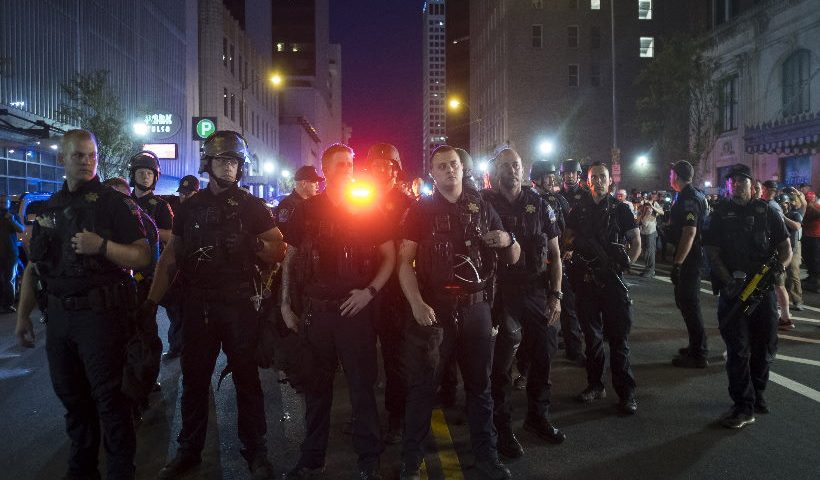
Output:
[564,161,641,415]
[560,159,586,212]
[273,165,323,239]
[145,130,285,479]
[279,143,393,478]
[703,163,791,429]
[128,151,173,246]
[483,149,565,460]
[668,161,709,368]
[15,129,151,480]
[364,142,414,444]
[530,160,585,367]
[398,145,519,479]
[160,175,201,361]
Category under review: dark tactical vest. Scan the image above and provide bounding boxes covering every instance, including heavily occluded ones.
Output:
[179,188,259,289]
[29,183,133,296]
[416,190,497,294]
[295,214,377,295]
[711,198,774,274]
[539,190,567,236]
[484,188,553,283]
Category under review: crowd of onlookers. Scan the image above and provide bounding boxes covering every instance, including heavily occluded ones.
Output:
[612,181,819,328]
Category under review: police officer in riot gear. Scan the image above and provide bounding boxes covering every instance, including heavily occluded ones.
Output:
[128,151,173,245]
[564,161,641,415]
[530,160,585,366]
[703,163,791,429]
[146,130,285,479]
[273,165,323,238]
[560,159,586,211]
[15,129,151,480]
[483,149,565,460]
[364,142,414,444]
[668,161,709,368]
[398,145,519,480]
[279,143,393,478]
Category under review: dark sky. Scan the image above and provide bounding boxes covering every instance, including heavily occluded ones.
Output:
[329,1,423,175]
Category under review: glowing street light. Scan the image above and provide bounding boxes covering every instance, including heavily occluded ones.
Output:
[281,169,291,178]
[263,161,275,174]
[704,181,713,188]
[538,140,555,156]
[132,122,149,136]
[636,155,649,167]
[478,160,489,173]
[448,98,462,111]
[271,73,284,88]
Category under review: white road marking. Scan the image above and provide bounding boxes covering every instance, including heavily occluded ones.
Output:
[770,372,820,403]
[791,316,820,324]
[776,354,820,367]
[778,334,820,345]
[653,275,714,294]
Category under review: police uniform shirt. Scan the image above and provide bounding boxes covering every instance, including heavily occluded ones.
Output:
[381,187,414,238]
[669,184,706,245]
[566,191,638,244]
[273,191,305,239]
[401,190,505,287]
[133,192,173,231]
[172,185,275,286]
[482,188,559,279]
[561,185,585,213]
[703,199,788,274]
[538,190,569,235]
[32,176,147,295]
[284,191,391,299]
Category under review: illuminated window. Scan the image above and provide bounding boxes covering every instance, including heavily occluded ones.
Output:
[569,65,579,87]
[568,25,579,48]
[223,88,228,116]
[276,42,284,52]
[639,0,652,19]
[222,38,227,66]
[292,44,300,53]
[639,37,654,57]
[532,25,543,48]
[591,0,601,9]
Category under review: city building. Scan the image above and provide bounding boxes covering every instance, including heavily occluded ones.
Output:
[445,0,470,152]
[700,0,820,192]
[199,0,280,198]
[423,0,448,162]
[271,0,348,171]
[469,0,699,189]
[0,0,200,195]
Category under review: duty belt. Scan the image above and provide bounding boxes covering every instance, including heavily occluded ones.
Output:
[305,296,345,313]
[50,281,137,312]
[426,289,487,309]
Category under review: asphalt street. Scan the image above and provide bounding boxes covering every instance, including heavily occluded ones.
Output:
[1,262,819,479]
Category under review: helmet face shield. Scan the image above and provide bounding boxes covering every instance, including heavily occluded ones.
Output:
[128,151,161,190]
[200,131,249,183]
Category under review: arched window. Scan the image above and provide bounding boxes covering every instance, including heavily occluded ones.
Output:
[782,49,810,117]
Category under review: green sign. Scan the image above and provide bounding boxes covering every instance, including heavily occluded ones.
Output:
[192,117,217,140]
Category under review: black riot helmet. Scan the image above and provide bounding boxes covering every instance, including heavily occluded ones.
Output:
[129,151,161,191]
[529,160,556,182]
[560,159,582,174]
[200,130,250,186]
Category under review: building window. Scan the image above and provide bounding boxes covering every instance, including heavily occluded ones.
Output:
[223,88,228,117]
[230,44,235,74]
[782,49,811,117]
[639,37,654,57]
[276,42,284,52]
[591,26,601,49]
[230,93,235,121]
[222,38,227,66]
[532,25,543,48]
[590,63,601,86]
[568,25,579,48]
[591,0,601,9]
[238,54,243,83]
[532,0,544,8]
[639,0,652,19]
[569,64,579,87]
[719,76,738,132]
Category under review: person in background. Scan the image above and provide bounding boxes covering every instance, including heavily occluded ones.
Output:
[0,194,24,313]
[637,193,664,278]
[802,191,820,293]
[777,193,802,329]
[761,181,800,331]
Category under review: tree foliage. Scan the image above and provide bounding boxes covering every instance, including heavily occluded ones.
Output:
[636,36,718,167]
[57,70,136,179]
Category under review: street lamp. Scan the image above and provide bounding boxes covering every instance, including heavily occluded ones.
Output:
[281,169,291,178]
[448,97,462,111]
[132,122,149,136]
[271,73,284,88]
[241,72,285,136]
[636,155,649,168]
[263,161,275,174]
[478,160,489,173]
[538,140,555,156]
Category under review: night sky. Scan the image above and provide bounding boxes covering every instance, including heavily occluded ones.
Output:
[329,1,423,176]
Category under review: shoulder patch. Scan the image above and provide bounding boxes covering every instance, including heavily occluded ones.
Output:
[227,197,239,207]
[686,212,696,221]
[278,208,291,223]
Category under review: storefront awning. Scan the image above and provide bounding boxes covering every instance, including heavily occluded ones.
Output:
[744,111,820,155]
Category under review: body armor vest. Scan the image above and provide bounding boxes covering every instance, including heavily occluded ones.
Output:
[297,217,377,290]
[29,185,130,295]
[179,188,258,286]
[713,198,773,274]
[416,191,497,294]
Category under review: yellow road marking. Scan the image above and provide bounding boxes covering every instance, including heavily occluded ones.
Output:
[430,408,465,479]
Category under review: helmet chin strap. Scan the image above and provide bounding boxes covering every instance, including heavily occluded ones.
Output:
[134,183,153,193]
[212,175,236,188]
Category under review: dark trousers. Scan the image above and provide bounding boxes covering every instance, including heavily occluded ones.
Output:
[802,236,820,277]
[46,300,136,480]
[178,294,267,460]
[675,249,707,357]
[717,291,777,414]
[298,302,382,470]
[403,300,497,467]
[0,258,16,308]
[572,272,637,399]
[491,286,558,430]
[374,281,406,420]
[164,302,183,355]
